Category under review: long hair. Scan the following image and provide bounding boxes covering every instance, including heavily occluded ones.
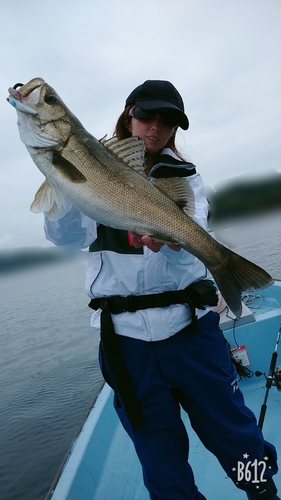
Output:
[114,105,186,161]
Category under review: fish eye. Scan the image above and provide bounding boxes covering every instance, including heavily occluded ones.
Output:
[45,94,57,105]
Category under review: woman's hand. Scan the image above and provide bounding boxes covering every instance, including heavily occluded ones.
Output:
[129,232,180,253]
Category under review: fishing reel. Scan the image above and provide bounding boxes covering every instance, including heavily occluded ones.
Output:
[255,366,281,391]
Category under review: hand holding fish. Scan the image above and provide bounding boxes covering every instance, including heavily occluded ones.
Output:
[129,232,181,252]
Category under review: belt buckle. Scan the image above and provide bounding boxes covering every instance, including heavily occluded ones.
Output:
[110,295,136,314]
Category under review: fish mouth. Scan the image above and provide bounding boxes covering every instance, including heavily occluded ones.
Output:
[8,77,45,98]
[7,78,45,115]
[7,77,60,149]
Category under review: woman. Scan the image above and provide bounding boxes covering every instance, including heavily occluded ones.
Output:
[44,80,279,500]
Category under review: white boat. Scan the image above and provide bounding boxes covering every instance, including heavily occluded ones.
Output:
[46,281,281,500]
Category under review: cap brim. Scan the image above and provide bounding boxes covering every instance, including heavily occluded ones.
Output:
[136,99,189,130]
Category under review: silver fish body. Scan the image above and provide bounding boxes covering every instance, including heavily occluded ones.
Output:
[7,78,273,317]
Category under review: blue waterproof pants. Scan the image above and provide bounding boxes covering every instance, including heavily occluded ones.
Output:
[100,311,278,500]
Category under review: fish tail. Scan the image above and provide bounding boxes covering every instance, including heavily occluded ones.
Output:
[210,249,274,318]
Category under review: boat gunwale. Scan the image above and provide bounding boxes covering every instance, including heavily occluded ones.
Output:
[45,380,106,500]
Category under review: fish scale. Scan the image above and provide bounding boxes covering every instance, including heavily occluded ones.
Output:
[7,77,273,317]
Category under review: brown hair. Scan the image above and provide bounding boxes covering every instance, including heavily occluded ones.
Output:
[114,105,186,162]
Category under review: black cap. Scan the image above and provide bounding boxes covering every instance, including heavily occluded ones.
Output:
[125,80,189,130]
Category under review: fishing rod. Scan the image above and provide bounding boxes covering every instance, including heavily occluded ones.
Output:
[256,324,281,429]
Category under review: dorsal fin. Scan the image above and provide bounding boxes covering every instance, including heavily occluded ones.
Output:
[100,135,147,177]
[151,177,195,217]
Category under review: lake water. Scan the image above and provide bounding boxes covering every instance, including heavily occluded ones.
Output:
[1,217,280,500]
[0,255,103,500]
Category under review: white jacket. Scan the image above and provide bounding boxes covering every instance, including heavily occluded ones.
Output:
[44,148,210,341]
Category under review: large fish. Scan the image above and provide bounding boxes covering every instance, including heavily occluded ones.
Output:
[7,77,273,317]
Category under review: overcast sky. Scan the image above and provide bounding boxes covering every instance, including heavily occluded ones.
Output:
[1,0,281,249]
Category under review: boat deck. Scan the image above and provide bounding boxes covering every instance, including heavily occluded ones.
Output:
[48,283,281,500]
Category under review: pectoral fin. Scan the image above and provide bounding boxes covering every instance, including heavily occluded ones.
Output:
[52,151,87,183]
[30,179,72,220]
[151,177,195,217]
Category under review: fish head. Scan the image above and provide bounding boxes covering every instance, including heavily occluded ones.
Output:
[7,78,77,152]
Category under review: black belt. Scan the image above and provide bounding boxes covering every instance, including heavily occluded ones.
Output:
[89,280,218,430]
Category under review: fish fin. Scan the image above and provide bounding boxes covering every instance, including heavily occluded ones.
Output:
[100,135,147,177]
[30,179,72,220]
[151,178,195,217]
[209,247,274,318]
[52,151,87,183]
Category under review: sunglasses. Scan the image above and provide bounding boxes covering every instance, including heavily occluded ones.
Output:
[129,106,179,128]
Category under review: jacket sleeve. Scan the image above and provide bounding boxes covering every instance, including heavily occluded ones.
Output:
[44,206,97,249]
